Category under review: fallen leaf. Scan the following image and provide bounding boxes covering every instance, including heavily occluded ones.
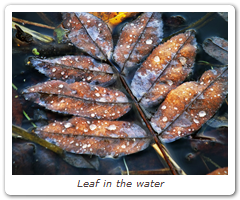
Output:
[28,55,117,86]
[113,12,163,73]
[35,117,151,158]
[23,80,131,120]
[151,67,228,142]
[62,12,113,60]
[89,12,139,27]
[131,30,197,107]
[207,167,228,175]
[63,152,99,170]
[202,36,228,65]
[164,15,186,27]
[12,89,23,126]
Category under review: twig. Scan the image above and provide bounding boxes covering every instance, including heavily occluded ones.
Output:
[152,143,186,175]
[12,17,55,30]
[121,168,171,175]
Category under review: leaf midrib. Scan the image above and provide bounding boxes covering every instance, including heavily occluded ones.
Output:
[156,67,228,136]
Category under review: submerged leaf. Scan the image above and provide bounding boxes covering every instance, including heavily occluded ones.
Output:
[202,37,228,65]
[28,55,116,86]
[35,117,151,158]
[131,30,197,107]
[151,67,228,142]
[62,12,113,60]
[113,12,163,72]
[23,80,131,120]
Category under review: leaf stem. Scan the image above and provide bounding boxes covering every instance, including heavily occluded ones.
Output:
[123,157,129,175]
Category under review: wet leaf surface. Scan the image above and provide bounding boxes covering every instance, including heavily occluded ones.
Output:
[23,80,131,120]
[113,12,163,73]
[151,68,228,142]
[35,117,151,158]
[62,12,113,60]
[202,37,228,65]
[131,30,197,107]
[12,89,23,126]
[28,55,116,86]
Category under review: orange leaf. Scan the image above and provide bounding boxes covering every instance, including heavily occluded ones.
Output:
[131,30,197,107]
[151,68,228,143]
[23,80,131,120]
[35,117,151,158]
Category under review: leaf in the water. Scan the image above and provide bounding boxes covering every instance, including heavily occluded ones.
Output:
[89,12,139,27]
[207,167,228,175]
[35,117,151,158]
[113,12,163,72]
[131,30,197,107]
[63,152,99,170]
[62,12,113,60]
[206,111,228,128]
[218,12,228,22]
[202,37,228,65]
[151,67,228,143]
[12,89,23,126]
[23,80,131,120]
[28,55,116,86]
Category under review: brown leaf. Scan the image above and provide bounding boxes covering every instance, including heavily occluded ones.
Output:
[12,89,23,126]
[35,117,151,158]
[151,67,228,143]
[28,55,116,86]
[62,12,113,60]
[113,12,163,72]
[202,37,228,65]
[131,30,197,108]
[23,80,131,120]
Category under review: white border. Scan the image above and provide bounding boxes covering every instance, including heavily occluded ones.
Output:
[5,5,235,195]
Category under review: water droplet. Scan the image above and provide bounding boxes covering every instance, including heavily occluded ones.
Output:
[146,39,152,44]
[199,111,206,117]
[193,119,199,124]
[89,124,97,131]
[162,117,168,122]
[161,105,166,110]
[154,56,160,62]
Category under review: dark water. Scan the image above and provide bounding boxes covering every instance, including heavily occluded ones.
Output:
[12,12,228,175]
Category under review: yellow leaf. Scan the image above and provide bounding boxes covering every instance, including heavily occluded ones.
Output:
[89,12,139,27]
